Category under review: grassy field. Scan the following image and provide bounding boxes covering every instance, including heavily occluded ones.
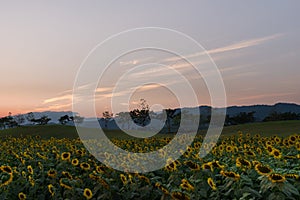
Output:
[0,120,299,139]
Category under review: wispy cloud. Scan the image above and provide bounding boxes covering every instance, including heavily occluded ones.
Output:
[164,33,283,62]
[43,94,72,104]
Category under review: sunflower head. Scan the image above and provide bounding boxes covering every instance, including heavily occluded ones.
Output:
[47,169,57,178]
[255,164,272,175]
[48,184,55,196]
[27,165,33,175]
[61,152,71,161]
[71,158,79,166]
[268,173,286,183]
[171,191,190,200]
[284,174,299,180]
[120,174,127,185]
[80,162,91,171]
[207,177,217,190]
[180,179,194,191]
[62,171,73,179]
[83,188,93,200]
[271,149,282,159]
[18,192,26,200]
[184,161,200,170]
[1,166,12,174]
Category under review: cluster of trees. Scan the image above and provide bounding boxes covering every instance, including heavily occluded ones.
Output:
[26,112,51,125]
[0,113,18,129]
[58,115,84,125]
[225,111,256,125]
[0,112,85,130]
[263,111,300,122]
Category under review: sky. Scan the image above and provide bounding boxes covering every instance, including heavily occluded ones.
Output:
[1,1,300,117]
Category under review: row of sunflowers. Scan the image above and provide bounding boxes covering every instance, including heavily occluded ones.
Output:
[0,132,299,199]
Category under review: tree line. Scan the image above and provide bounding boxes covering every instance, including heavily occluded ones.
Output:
[0,112,84,129]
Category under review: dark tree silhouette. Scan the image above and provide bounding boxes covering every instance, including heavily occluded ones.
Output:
[165,108,177,134]
[129,99,151,127]
[26,112,35,124]
[58,115,70,125]
[102,111,113,128]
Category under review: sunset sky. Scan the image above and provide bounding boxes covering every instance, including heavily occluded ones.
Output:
[1,1,300,117]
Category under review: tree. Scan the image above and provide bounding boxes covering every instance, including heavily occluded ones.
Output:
[0,114,18,129]
[26,112,35,124]
[102,111,113,129]
[228,111,255,124]
[58,115,70,125]
[263,111,300,122]
[33,115,51,125]
[165,108,177,134]
[129,99,151,127]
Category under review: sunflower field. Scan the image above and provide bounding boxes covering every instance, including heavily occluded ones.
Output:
[0,132,299,200]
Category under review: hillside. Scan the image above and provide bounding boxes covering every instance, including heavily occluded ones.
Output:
[1,120,299,139]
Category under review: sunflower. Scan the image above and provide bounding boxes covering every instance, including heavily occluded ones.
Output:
[244,150,256,157]
[71,158,79,166]
[61,152,71,161]
[237,137,243,144]
[180,179,194,191]
[202,162,213,171]
[220,170,240,181]
[255,164,272,175]
[218,145,224,152]
[207,177,217,190]
[285,174,299,180]
[256,147,262,155]
[155,182,169,194]
[266,145,273,154]
[59,178,72,190]
[120,174,127,185]
[138,175,150,184]
[225,145,234,153]
[27,165,34,175]
[18,192,26,200]
[236,157,251,169]
[47,169,57,178]
[0,168,13,187]
[28,175,34,186]
[96,166,106,173]
[76,149,85,156]
[289,135,297,143]
[211,160,224,169]
[62,171,73,179]
[83,188,93,200]
[268,173,286,183]
[274,137,281,144]
[171,191,190,200]
[165,161,177,171]
[1,165,12,174]
[80,162,91,171]
[184,161,200,170]
[48,184,55,196]
[271,149,282,159]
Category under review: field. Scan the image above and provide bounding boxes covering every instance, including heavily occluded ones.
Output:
[0,121,299,199]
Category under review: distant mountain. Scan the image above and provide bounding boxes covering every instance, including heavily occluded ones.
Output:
[226,103,300,121]
[175,103,300,122]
